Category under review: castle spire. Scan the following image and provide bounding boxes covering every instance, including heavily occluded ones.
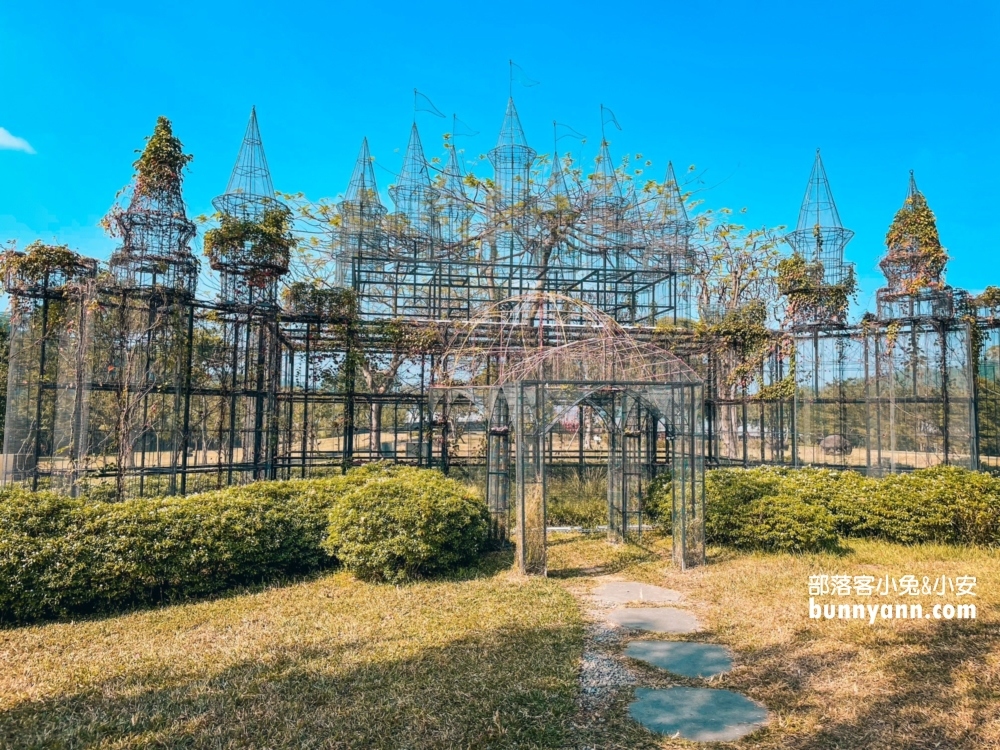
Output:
[659,161,688,224]
[443,143,467,197]
[879,170,947,293]
[488,98,536,211]
[396,123,432,189]
[345,137,382,208]
[794,148,845,232]
[786,149,854,260]
[596,139,623,201]
[224,107,273,200]
[389,123,439,251]
[495,97,531,150]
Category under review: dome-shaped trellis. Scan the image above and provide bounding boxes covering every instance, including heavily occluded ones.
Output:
[444,291,628,384]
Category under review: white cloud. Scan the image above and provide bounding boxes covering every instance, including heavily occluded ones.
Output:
[0,127,36,154]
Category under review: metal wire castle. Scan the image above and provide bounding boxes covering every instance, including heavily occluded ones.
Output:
[3,101,997,572]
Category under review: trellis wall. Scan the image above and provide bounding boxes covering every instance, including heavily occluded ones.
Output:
[2,106,994,499]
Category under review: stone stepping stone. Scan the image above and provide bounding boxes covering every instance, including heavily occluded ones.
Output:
[608,607,700,633]
[625,640,732,678]
[629,686,768,742]
[591,581,683,604]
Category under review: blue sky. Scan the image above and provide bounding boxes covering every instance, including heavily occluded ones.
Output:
[1,0,997,315]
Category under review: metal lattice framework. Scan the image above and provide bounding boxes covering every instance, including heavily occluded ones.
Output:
[5,98,1000,574]
[433,293,705,573]
[785,149,856,327]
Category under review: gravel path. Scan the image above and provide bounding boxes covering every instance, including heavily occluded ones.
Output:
[572,577,651,715]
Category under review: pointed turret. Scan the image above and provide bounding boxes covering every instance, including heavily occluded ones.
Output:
[344,137,384,212]
[388,123,439,254]
[213,107,277,219]
[395,123,433,190]
[336,137,387,281]
[586,138,632,266]
[786,150,854,287]
[793,149,846,233]
[109,115,198,297]
[440,144,474,247]
[906,170,920,203]
[542,123,572,205]
[780,150,857,327]
[652,161,694,273]
[443,143,467,196]
[595,140,624,202]
[488,99,536,211]
[206,108,291,304]
[494,97,532,151]
[659,162,690,225]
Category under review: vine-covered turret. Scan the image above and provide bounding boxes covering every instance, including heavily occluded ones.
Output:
[875,172,953,320]
[879,171,947,295]
[105,116,199,298]
[0,242,96,302]
[205,108,292,308]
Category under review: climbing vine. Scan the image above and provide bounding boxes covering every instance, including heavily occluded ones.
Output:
[884,320,902,352]
[204,205,294,283]
[972,286,1000,312]
[883,189,947,293]
[776,251,857,323]
[0,241,84,290]
[102,116,193,239]
[131,116,193,201]
[697,301,775,390]
[282,282,357,320]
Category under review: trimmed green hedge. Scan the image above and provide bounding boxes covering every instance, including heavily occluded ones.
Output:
[0,479,341,624]
[731,493,839,552]
[707,465,1000,552]
[0,464,492,624]
[323,465,490,583]
[642,471,673,527]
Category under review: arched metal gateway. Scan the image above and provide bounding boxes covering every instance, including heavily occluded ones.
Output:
[430,295,706,575]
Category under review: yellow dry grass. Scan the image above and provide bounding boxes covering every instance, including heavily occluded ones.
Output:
[0,554,583,749]
[2,535,997,748]
[548,533,1000,749]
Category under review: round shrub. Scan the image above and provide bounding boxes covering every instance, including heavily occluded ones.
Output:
[772,467,874,537]
[731,493,839,553]
[642,471,673,527]
[323,467,490,583]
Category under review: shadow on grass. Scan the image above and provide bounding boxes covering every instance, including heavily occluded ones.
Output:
[0,621,582,750]
[546,537,663,580]
[0,564,342,632]
[1,551,519,632]
[733,616,998,749]
[704,539,856,565]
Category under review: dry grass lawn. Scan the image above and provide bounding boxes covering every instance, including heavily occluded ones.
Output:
[547,533,1000,749]
[0,553,582,749]
[1,536,998,748]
